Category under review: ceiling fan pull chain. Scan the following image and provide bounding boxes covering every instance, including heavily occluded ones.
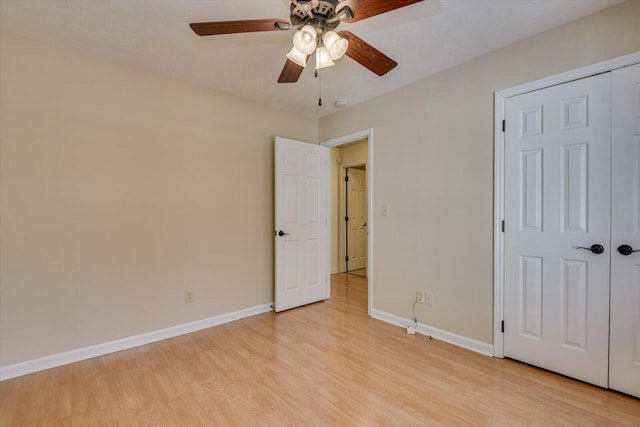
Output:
[318,57,322,106]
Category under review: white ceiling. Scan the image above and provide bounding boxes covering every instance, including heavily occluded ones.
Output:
[0,0,624,118]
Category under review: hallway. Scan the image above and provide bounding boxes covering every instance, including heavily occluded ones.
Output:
[330,272,367,312]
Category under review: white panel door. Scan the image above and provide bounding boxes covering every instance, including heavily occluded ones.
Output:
[347,168,367,271]
[504,73,611,387]
[610,63,640,398]
[274,137,329,312]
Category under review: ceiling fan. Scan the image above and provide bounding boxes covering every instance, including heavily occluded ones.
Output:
[190,0,424,84]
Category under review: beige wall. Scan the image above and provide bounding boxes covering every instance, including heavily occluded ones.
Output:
[2,1,639,367]
[320,1,640,344]
[337,140,368,168]
[0,34,318,365]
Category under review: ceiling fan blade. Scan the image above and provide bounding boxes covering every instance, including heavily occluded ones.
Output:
[190,19,290,36]
[278,59,305,83]
[337,0,423,23]
[338,31,397,76]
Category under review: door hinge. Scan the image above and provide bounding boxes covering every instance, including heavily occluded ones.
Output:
[345,256,349,262]
[502,120,506,132]
[345,216,349,222]
[344,176,349,182]
[501,220,505,233]
[501,320,504,333]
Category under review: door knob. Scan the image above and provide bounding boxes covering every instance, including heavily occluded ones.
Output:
[277,230,290,237]
[575,244,605,255]
[617,245,640,256]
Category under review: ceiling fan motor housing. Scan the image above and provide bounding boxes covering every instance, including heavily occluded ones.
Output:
[291,0,343,35]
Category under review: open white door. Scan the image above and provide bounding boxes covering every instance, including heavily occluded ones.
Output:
[274,137,329,312]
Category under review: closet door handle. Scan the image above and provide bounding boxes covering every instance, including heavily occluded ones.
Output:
[617,245,639,256]
[575,244,605,255]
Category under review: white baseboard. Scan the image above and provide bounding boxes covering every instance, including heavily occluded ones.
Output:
[371,309,494,357]
[0,303,274,381]
[330,268,339,274]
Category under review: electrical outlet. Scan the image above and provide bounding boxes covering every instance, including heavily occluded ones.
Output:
[416,290,425,304]
[185,290,194,303]
[425,291,434,306]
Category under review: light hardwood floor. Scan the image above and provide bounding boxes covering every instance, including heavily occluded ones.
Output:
[329,271,368,312]
[1,273,638,426]
[346,268,367,278]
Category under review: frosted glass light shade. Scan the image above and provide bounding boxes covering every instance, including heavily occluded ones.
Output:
[293,25,317,55]
[323,31,348,60]
[286,46,307,67]
[315,46,335,70]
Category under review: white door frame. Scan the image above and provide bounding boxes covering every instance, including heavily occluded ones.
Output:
[322,129,374,315]
[493,51,640,358]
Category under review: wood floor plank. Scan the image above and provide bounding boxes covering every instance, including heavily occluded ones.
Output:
[1,273,638,425]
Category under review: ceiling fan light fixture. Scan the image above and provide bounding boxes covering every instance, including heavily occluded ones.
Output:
[286,46,308,68]
[323,31,348,60]
[315,46,335,70]
[293,25,317,55]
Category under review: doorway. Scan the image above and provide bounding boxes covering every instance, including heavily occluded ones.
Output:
[322,130,373,315]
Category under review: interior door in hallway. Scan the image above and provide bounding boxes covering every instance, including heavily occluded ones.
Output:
[274,137,329,312]
[609,62,640,398]
[347,167,367,271]
[503,73,611,387]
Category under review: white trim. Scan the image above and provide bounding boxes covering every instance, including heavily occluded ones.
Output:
[322,129,374,316]
[493,90,506,358]
[0,303,273,381]
[371,309,494,357]
[493,51,640,358]
[331,267,339,274]
[322,129,371,147]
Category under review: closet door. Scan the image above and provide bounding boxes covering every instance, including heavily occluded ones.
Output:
[610,62,640,398]
[503,73,611,387]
